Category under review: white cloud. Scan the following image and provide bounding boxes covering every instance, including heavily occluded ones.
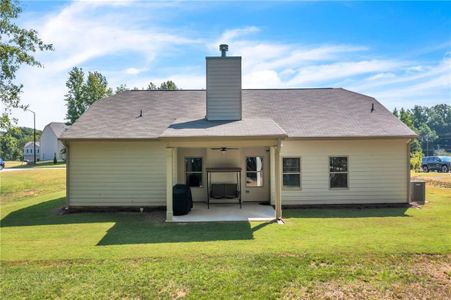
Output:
[368,73,397,81]
[244,70,283,88]
[125,67,145,75]
[287,60,404,86]
[214,26,260,47]
[15,0,203,128]
[35,2,200,72]
[349,56,451,110]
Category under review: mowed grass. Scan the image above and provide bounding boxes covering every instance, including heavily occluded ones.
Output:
[1,169,450,299]
[0,169,66,204]
[4,160,66,169]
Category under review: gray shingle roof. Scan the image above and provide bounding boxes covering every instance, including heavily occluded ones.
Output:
[60,88,416,140]
[161,117,286,138]
[24,141,40,148]
[46,122,69,138]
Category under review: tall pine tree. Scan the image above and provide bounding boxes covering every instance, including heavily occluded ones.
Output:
[64,67,112,124]
[65,67,85,124]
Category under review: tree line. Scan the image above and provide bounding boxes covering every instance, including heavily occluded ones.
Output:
[393,104,451,169]
[0,127,42,160]
[65,66,178,124]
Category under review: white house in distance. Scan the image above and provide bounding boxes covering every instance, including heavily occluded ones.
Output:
[40,122,68,161]
[23,141,40,162]
[60,44,416,222]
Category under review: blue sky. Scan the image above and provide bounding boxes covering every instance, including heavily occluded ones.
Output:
[11,0,451,129]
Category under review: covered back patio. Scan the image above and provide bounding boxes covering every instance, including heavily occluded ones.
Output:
[160,118,286,222]
[172,203,276,222]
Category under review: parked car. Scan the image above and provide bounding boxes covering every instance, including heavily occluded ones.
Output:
[0,157,4,170]
[421,156,451,173]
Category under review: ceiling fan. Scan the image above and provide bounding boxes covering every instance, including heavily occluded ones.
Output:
[210,147,239,152]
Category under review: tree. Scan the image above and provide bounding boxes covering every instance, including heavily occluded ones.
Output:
[399,108,414,129]
[115,84,128,94]
[410,151,422,171]
[147,82,157,90]
[65,67,85,124]
[417,123,438,155]
[84,71,112,106]
[392,108,399,118]
[411,105,428,129]
[0,0,53,130]
[396,104,450,156]
[0,126,42,160]
[159,80,178,90]
[64,68,112,124]
[0,127,20,160]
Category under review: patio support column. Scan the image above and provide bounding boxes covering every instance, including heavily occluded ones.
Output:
[274,141,283,220]
[270,147,276,205]
[172,148,178,184]
[166,147,174,222]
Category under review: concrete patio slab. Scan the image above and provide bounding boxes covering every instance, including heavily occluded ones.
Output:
[172,202,275,222]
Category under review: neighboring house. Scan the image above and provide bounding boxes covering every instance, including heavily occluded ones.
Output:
[40,122,68,161]
[23,142,40,162]
[60,45,416,221]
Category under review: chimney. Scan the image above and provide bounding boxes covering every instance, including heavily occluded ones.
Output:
[206,44,242,121]
[219,44,228,57]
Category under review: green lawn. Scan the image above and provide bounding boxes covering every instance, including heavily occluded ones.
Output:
[0,169,65,204]
[1,169,450,299]
[4,160,66,169]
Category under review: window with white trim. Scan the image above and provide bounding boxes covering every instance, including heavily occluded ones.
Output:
[329,156,348,188]
[282,157,301,188]
[185,157,203,187]
[246,156,263,187]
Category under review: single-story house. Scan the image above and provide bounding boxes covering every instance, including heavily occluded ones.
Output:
[23,141,40,162]
[40,122,68,161]
[60,44,416,221]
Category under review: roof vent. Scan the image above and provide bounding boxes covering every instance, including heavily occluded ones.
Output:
[219,44,228,57]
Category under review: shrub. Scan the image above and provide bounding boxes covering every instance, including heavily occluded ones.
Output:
[410,151,422,171]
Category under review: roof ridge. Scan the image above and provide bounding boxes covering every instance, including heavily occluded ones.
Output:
[128,87,337,92]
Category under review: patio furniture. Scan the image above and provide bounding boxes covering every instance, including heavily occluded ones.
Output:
[206,168,242,209]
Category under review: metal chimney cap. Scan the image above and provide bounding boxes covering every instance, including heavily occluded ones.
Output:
[219,44,228,57]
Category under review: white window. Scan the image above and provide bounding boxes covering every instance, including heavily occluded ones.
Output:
[185,157,203,187]
[282,157,301,188]
[246,156,263,187]
[329,156,348,188]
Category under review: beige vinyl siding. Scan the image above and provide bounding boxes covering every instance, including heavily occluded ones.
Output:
[281,139,409,205]
[69,141,166,206]
[206,57,241,120]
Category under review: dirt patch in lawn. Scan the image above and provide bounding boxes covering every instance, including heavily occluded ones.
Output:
[282,255,451,300]
[412,172,451,188]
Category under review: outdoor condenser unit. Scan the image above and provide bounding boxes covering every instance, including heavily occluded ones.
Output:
[410,180,426,204]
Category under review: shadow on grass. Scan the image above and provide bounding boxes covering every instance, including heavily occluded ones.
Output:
[283,207,410,218]
[2,196,410,245]
[1,197,272,244]
[96,222,272,245]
